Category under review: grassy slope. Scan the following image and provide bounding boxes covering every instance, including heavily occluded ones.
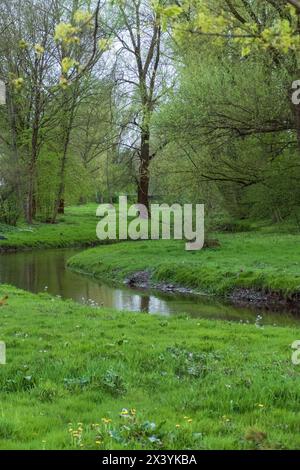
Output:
[0,204,100,251]
[0,284,299,450]
[68,234,300,297]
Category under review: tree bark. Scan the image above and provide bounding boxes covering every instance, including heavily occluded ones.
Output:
[137,126,150,210]
[51,90,76,223]
[51,130,70,223]
[6,86,23,219]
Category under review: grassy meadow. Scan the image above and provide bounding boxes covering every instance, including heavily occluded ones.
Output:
[68,234,300,298]
[0,284,299,450]
[1,204,300,450]
[0,204,100,251]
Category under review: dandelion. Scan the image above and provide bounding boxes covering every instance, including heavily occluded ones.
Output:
[102,418,112,424]
[175,424,181,428]
[95,440,102,445]
[257,403,265,408]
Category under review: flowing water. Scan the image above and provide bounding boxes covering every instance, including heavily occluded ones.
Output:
[0,248,299,326]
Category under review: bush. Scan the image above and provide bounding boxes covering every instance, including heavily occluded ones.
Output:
[0,194,20,226]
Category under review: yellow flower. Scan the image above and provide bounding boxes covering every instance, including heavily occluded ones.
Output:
[187,419,193,423]
[102,418,112,424]
[175,424,181,428]
[59,76,69,89]
[61,57,79,74]
[257,403,265,408]
[34,44,45,56]
[19,39,28,49]
[95,440,102,445]
[12,77,24,91]
[54,22,79,44]
[73,9,93,25]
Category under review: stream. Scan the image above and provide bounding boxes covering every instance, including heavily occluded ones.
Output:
[0,248,299,326]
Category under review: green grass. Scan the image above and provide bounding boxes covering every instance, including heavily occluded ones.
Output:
[0,284,299,450]
[68,234,300,298]
[0,204,100,251]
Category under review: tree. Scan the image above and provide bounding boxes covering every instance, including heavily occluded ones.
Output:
[50,0,106,222]
[154,0,300,221]
[0,0,62,223]
[104,0,175,209]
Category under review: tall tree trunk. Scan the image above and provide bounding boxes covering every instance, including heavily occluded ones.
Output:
[26,164,35,224]
[51,129,71,223]
[51,91,76,223]
[137,123,150,210]
[6,87,23,219]
[26,130,39,224]
[26,70,42,224]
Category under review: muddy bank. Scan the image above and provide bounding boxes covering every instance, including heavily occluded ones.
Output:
[229,288,300,314]
[125,271,300,314]
[125,270,195,295]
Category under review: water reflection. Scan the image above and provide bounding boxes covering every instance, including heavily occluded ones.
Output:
[0,249,171,315]
[0,248,299,325]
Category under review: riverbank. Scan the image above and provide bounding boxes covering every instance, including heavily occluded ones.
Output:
[0,283,299,450]
[67,235,300,303]
[2,203,300,306]
[0,204,100,252]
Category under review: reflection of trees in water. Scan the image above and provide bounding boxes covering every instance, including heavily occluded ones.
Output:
[140,296,150,313]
